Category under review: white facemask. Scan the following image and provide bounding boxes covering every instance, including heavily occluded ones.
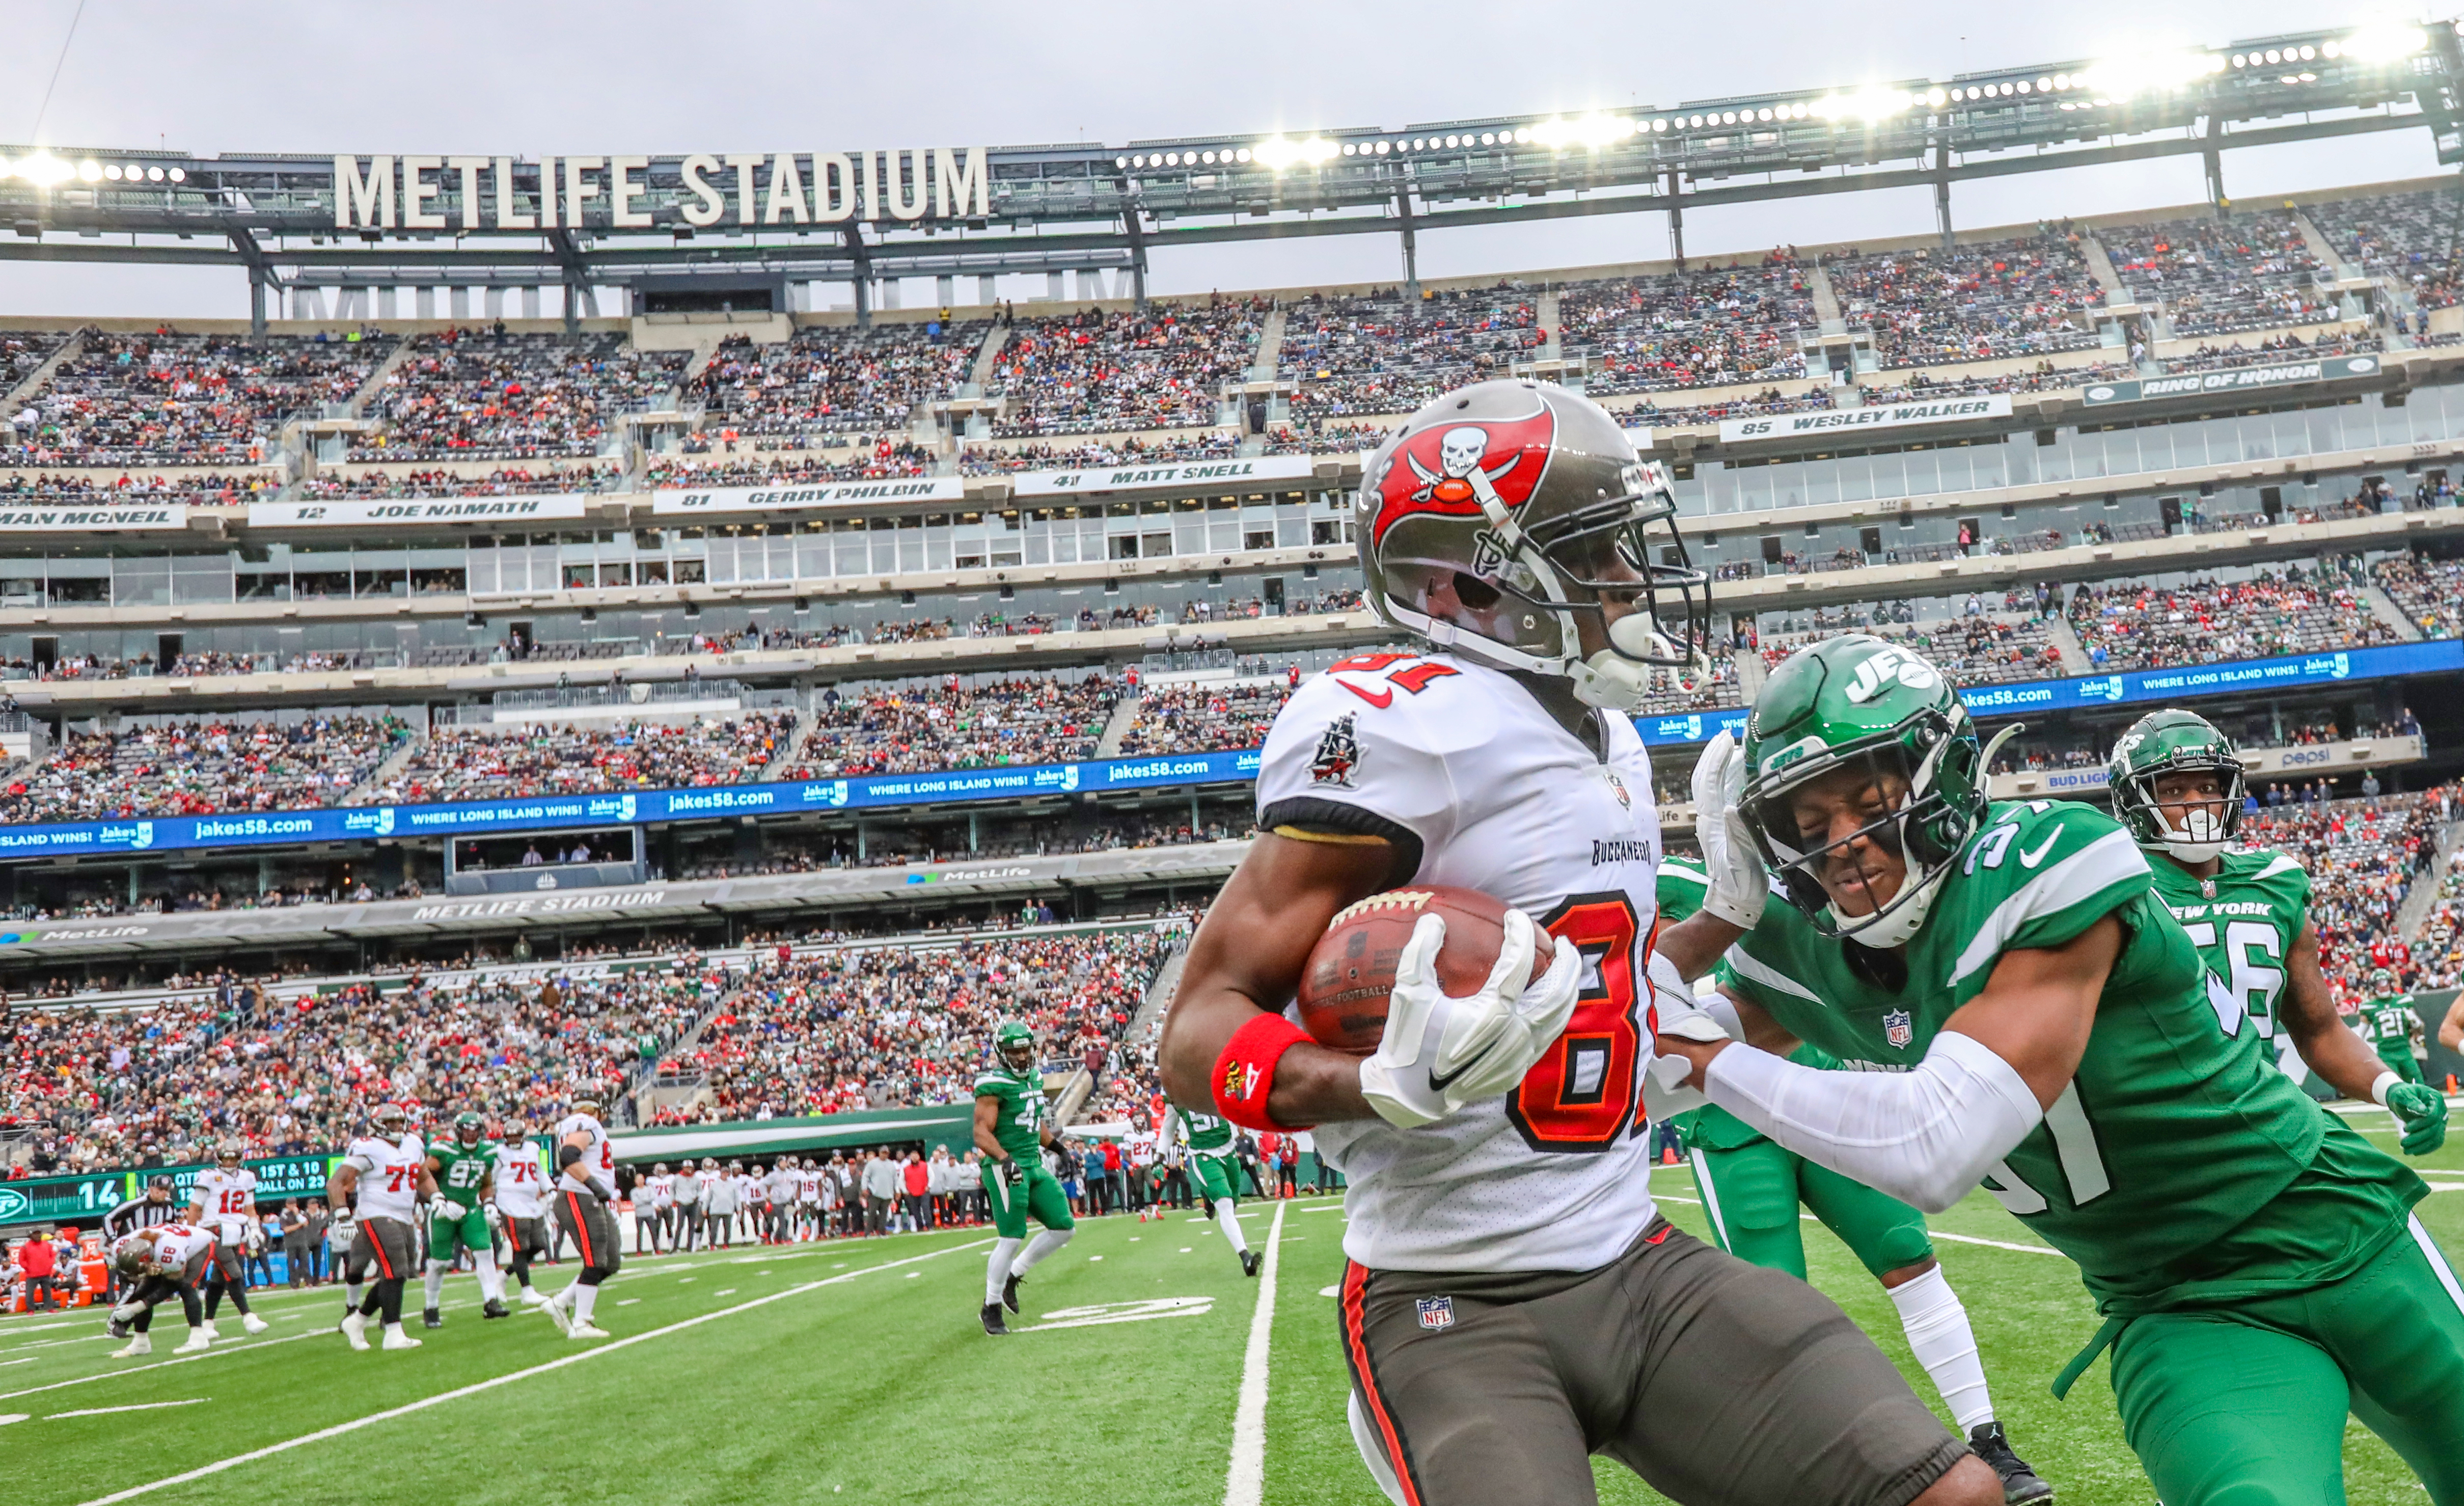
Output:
[2158,804,2230,864]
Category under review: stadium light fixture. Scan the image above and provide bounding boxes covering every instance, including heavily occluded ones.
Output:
[1526,115,1635,150]
[1252,136,1337,170]
[12,151,73,187]
[1815,87,1916,123]
[2343,22,2427,61]
[77,159,102,182]
[2073,50,2224,100]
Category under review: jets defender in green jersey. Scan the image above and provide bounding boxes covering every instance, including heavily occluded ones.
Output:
[1650,635,2464,1506]
[2107,708,2448,1156]
[1156,1103,1261,1279]
[423,1112,509,1325]
[1657,855,2048,1504]
[2352,968,2430,1085]
[973,1021,1076,1335]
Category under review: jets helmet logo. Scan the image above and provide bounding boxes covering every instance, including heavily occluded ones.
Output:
[1841,645,1940,704]
[1368,398,1556,545]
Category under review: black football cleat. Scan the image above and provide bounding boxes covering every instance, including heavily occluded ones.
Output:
[1241,1249,1262,1278]
[422,1307,443,1330]
[1969,1422,2053,1504]
[481,1299,510,1320]
[980,1301,1009,1336]
[1001,1272,1021,1314]
[105,1317,132,1340]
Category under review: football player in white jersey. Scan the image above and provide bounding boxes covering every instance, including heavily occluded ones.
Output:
[1159,381,1998,1506]
[542,1092,621,1339]
[796,1159,825,1241]
[186,1139,270,1337]
[489,1125,555,1306]
[102,1221,218,1357]
[325,1102,434,1352]
[761,1159,799,1244]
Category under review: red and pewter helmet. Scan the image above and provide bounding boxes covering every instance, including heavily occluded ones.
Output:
[1357,379,1711,710]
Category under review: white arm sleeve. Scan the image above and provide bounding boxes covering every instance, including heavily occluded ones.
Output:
[1702,1031,2044,1214]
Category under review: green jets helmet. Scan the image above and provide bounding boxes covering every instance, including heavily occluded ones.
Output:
[2371,967,2398,996]
[2108,708,2244,863]
[1740,634,2010,948]
[995,1020,1038,1073]
[454,1110,485,1146]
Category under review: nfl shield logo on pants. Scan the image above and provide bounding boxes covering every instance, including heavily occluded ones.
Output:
[1884,1010,1914,1049]
[1415,1296,1456,1332]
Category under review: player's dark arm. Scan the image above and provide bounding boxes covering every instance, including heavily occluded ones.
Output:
[417,1167,438,1200]
[1658,910,1747,983]
[324,1162,359,1207]
[972,1095,1006,1161]
[2277,920,2408,1099]
[1158,831,1396,1126]
[1713,984,1803,1057]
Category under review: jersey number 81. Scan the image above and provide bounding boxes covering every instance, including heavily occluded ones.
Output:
[1505,893,1646,1154]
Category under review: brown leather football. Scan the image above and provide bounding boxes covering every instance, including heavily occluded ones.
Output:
[1294,886,1551,1053]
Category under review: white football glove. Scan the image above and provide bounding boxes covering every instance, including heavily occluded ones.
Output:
[1689,730,1768,930]
[110,1298,146,1324]
[1358,909,1584,1129]
[434,1199,467,1223]
[1641,949,1732,1123]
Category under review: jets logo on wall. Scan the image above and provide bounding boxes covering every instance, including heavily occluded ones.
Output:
[1310,713,1362,787]
[1367,396,1556,545]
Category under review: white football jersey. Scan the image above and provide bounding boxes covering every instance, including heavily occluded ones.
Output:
[148,1221,218,1274]
[797,1171,822,1203]
[344,1135,427,1223]
[490,1143,550,1218]
[554,1113,614,1196]
[190,1167,259,1242]
[1255,652,1663,1273]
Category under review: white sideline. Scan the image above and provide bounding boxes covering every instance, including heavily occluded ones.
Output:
[1222,1200,1288,1506]
[73,1239,987,1506]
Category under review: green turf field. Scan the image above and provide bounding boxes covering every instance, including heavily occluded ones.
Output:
[4,1106,2458,1506]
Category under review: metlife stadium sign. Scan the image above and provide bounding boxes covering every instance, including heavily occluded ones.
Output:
[0,640,2449,860]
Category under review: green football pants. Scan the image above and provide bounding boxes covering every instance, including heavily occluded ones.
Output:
[2111,1216,2464,1506]
[1687,1136,1935,1281]
[427,1208,490,1262]
[1189,1151,1237,1206]
[985,1162,1075,1240]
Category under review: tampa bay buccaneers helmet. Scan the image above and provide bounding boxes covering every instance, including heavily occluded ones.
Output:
[1357,379,1710,711]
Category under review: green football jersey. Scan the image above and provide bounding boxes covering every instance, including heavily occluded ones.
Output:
[428,1140,495,1201]
[1722,798,2423,1311]
[1176,1108,1235,1153]
[974,1063,1051,1159]
[2352,997,2424,1081]
[1659,854,1838,1152]
[2145,846,2309,1062]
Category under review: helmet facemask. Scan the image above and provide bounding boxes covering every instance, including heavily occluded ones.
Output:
[2124,762,2244,864]
[1743,710,1995,949]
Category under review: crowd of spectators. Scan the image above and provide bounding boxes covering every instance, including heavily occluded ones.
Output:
[2102,213,2335,337]
[1760,614,2064,688]
[1281,287,1542,416]
[1563,256,1816,394]
[796,674,1116,777]
[363,714,797,805]
[297,463,625,498]
[959,430,1240,474]
[645,442,935,487]
[2067,564,2397,671]
[990,302,1263,436]
[2373,551,2464,639]
[1114,678,1290,756]
[1858,359,2138,405]
[0,714,408,825]
[0,331,69,394]
[0,468,280,506]
[6,332,393,467]
[2240,789,2450,1000]
[1828,232,2105,367]
[2311,188,2464,311]
[1260,420,1394,456]
[353,329,685,462]
[1620,386,1832,430]
[2162,331,2379,375]
[693,323,983,440]
[662,928,1173,1122]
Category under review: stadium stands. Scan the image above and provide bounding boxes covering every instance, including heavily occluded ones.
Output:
[795,675,1115,776]
[2310,188,2464,309]
[2238,790,2451,999]
[1560,259,1816,393]
[2067,564,2397,671]
[6,333,392,466]
[0,715,407,824]
[352,330,686,461]
[1758,613,2065,688]
[2374,551,2464,638]
[646,445,935,487]
[362,715,797,805]
[1280,288,1541,416]
[2101,212,2337,336]
[960,431,1240,474]
[990,302,1263,435]
[1827,233,2105,367]
[298,463,625,498]
[692,323,982,440]
[1114,679,1290,756]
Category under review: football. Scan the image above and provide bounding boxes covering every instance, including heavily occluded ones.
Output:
[1293,886,1553,1053]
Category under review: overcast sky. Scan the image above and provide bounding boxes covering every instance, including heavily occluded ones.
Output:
[1,0,2451,316]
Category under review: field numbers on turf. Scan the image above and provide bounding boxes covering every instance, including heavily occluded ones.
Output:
[1016,1298,1214,1332]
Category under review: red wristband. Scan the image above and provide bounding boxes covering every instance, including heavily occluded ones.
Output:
[1213,1013,1316,1132]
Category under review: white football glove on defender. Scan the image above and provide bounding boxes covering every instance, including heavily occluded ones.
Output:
[1358,909,1584,1129]
[434,1199,467,1223]
[1640,949,1732,1122]
[1689,730,1768,929]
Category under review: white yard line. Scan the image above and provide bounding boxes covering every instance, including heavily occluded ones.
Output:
[1,1295,487,1403]
[1222,1200,1289,1506]
[49,1399,209,1419]
[74,1239,988,1506]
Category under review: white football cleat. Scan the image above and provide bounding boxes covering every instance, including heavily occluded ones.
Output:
[519,1285,551,1306]
[240,1313,270,1335]
[111,1334,153,1358]
[567,1323,610,1339]
[380,1325,423,1351]
[173,1331,211,1354]
[196,1321,219,1340]
[542,1294,575,1336]
[339,1311,371,1351]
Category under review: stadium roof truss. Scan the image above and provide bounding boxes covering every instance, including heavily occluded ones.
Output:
[1,16,2461,325]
